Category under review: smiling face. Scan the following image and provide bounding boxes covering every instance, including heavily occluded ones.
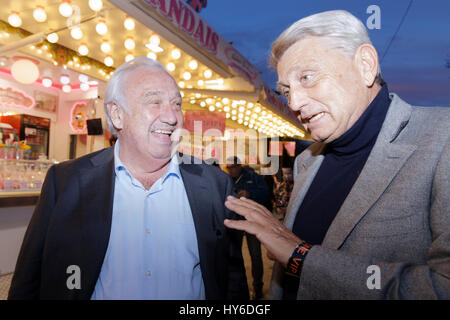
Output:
[277,37,376,143]
[111,66,184,166]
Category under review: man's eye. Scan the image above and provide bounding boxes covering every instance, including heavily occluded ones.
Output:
[301,74,312,82]
[282,90,290,98]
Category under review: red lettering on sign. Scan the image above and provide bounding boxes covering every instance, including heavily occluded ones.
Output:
[181,5,195,33]
[168,0,182,24]
[210,32,219,52]
[193,19,205,45]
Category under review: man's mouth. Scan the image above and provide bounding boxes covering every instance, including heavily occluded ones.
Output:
[304,112,325,123]
[152,129,173,135]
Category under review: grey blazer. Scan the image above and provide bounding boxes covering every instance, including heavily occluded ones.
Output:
[270,93,450,299]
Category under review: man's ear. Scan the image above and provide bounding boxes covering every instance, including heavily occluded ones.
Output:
[107,103,124,131]
[354,44,379,87]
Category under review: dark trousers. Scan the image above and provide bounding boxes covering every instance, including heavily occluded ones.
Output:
[239,231,263,295]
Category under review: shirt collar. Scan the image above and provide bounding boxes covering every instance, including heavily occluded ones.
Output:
[114,139,181,184]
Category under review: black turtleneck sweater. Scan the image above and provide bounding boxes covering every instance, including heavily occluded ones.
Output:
[283,84,391,299]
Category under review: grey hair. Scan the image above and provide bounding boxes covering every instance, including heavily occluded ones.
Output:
[271,10,384,85]
[104,57,170,136]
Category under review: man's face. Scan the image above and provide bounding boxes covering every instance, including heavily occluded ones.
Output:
[119,67,184,161]
[277,37,370,143]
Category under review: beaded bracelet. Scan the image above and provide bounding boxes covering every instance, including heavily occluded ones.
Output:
[286,242,313,277]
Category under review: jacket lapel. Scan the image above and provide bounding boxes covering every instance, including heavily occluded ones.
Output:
[179,159,220,298]
[77,148,115,298]
[322,94,417,249]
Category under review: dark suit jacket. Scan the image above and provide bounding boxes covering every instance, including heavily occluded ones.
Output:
[8,147,249,300]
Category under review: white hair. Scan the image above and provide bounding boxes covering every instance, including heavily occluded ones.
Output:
[104,57,170,136]
[271,10,384,84]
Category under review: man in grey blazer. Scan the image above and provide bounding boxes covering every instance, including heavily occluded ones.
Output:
[224,10,450,299]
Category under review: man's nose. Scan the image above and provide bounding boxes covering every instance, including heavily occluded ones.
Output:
[159,103,178,125]
[289,86,309,112]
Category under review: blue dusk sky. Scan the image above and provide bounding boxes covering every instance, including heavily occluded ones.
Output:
[200,0,450,107]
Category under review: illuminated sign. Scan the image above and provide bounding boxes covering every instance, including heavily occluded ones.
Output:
[0,86,35,109]
[70,101,88,133]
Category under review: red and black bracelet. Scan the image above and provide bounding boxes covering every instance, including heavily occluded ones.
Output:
[286,242,313,277]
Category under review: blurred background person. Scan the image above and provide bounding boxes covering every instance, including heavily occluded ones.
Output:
[226,156,270,300]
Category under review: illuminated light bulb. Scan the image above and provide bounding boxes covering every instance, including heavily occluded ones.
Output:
[60,74,70,85]
[188,60,198,70]
[238,113,244,119]
[47,32,58,43]
[171,49,181,59]
[182,72,191,81]
[42,77,52,87]
[33,6,47,22]
[261,110,267,116]
[222,98,230,104]
[124,37,135,50]
[238,119,243,124]
[124,17,135,30]
[104,56,113,67]
[223,106,230,112]
[238,106,245,113]
[203,69,212,78]
[247,102,254,108]
[231,109,237,115]
[80,82,90,91]
[197,80,204,86]
[62,84,71,93]
[70,27,83,40]
[215,102,222,108]
[208,106,215,112]
[254,106,261,113]
[78,74,88,83]
[8,12,22,27]
[125,54,134,62]
[59,1,73,18]
[217,78,224,86]
[206,98,213,104]
[231,116,237,121]
[200,102,206,107]
[249,123,254,129]
[225,113,230,119]
[166,62,175,72]
[88,0,103,12]
[149,35,160,45]
[147,52,157,60]
[178,81,185,88]
[96,20,108,35]
[195,93,201,98]
[100,40,111,53]
[145,43,163,53]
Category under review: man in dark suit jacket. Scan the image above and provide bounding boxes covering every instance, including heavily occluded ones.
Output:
[8,57,248,300]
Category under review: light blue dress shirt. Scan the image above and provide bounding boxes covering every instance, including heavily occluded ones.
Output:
[91,140,205,299]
